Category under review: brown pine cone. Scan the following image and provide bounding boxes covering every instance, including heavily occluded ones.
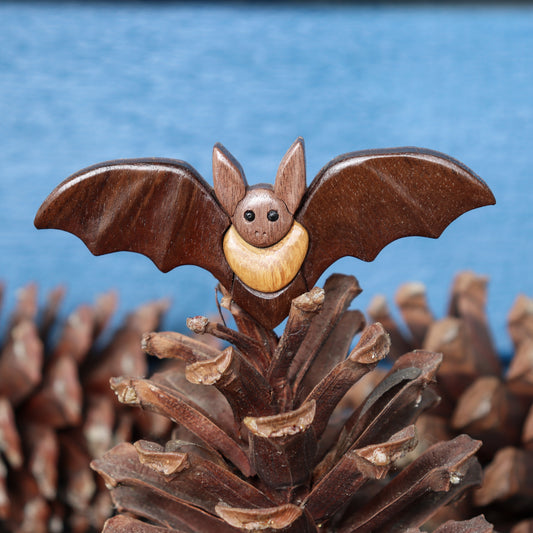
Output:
[0,283,169,532]
[368,271,533,531]
[92,274,487,532]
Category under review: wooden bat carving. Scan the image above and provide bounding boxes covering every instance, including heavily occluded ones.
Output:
[35,138,495,328]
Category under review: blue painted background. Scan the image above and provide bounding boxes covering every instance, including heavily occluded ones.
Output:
[1,3,532,355]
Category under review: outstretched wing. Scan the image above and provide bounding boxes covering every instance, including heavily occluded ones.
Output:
[296,147,495,288]
[35,158,233,289]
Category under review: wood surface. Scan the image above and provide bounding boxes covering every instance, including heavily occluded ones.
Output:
[223,221,308,293]
[35,139,495,329]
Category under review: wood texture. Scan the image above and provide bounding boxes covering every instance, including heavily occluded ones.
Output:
[231,186,293,248]
[223,221,308,293]
[34,158,233,287]
[297,147,495,289]
[274,136,306,214]
[35,140,495,330]
[212,143,247,216]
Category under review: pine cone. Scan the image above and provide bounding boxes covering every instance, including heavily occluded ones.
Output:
[92,274,488,532]
[0,283,169,533]
[367,271,533,531]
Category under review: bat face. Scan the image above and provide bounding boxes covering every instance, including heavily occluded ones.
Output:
[232,186,293,248]
[213,140,309,294]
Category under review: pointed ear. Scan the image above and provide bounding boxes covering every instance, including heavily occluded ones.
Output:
[274,137,306,214]
[213,143,248,216]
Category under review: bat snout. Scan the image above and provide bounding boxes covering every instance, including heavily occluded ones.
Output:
[233,187,293,248]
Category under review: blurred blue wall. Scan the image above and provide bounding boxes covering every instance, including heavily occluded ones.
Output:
[1,3,532,355]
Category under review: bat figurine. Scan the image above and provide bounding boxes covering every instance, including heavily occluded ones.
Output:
[35,138,495,329]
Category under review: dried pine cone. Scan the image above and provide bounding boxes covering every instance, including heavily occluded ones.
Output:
[92,274,489,532]
[0,283,169,533]
[367,271,533,532]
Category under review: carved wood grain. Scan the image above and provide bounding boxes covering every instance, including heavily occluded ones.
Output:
[213,143,247,217]
[223,222,308,294]
[297,147,496,289]
[275,137,306,214]
[35,142,495,330]
[34,159,233,290]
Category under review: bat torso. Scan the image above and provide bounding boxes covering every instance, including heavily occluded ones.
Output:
[223,221,309,293]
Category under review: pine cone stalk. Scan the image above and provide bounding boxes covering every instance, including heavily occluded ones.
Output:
[93,274,487,532]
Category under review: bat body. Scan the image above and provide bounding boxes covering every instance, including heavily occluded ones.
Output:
[35,138,495,328]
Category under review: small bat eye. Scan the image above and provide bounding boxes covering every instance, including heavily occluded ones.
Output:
[244,210,255,222]
[267,210,279,222]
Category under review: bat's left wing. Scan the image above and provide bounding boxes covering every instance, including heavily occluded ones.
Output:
[35,158,234,289]
[296,147,495,288]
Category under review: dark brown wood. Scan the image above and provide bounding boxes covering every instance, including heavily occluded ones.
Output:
[34,158,233,287]
[231,186,295,248]
[274,137,306,214]
[35,139,494,330]
[213,143,247,217]
[298,148,495,290]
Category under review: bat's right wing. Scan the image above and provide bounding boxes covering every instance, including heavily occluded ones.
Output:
[296,147,495,289]
[35,158,233,289]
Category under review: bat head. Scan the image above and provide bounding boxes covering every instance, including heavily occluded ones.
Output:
[213,138,306,248]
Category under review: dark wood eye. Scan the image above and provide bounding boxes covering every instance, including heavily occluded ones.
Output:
[244,210,255,222]
[267,210,279,222]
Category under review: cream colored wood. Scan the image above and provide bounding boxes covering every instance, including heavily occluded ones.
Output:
[223,221,309,293]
